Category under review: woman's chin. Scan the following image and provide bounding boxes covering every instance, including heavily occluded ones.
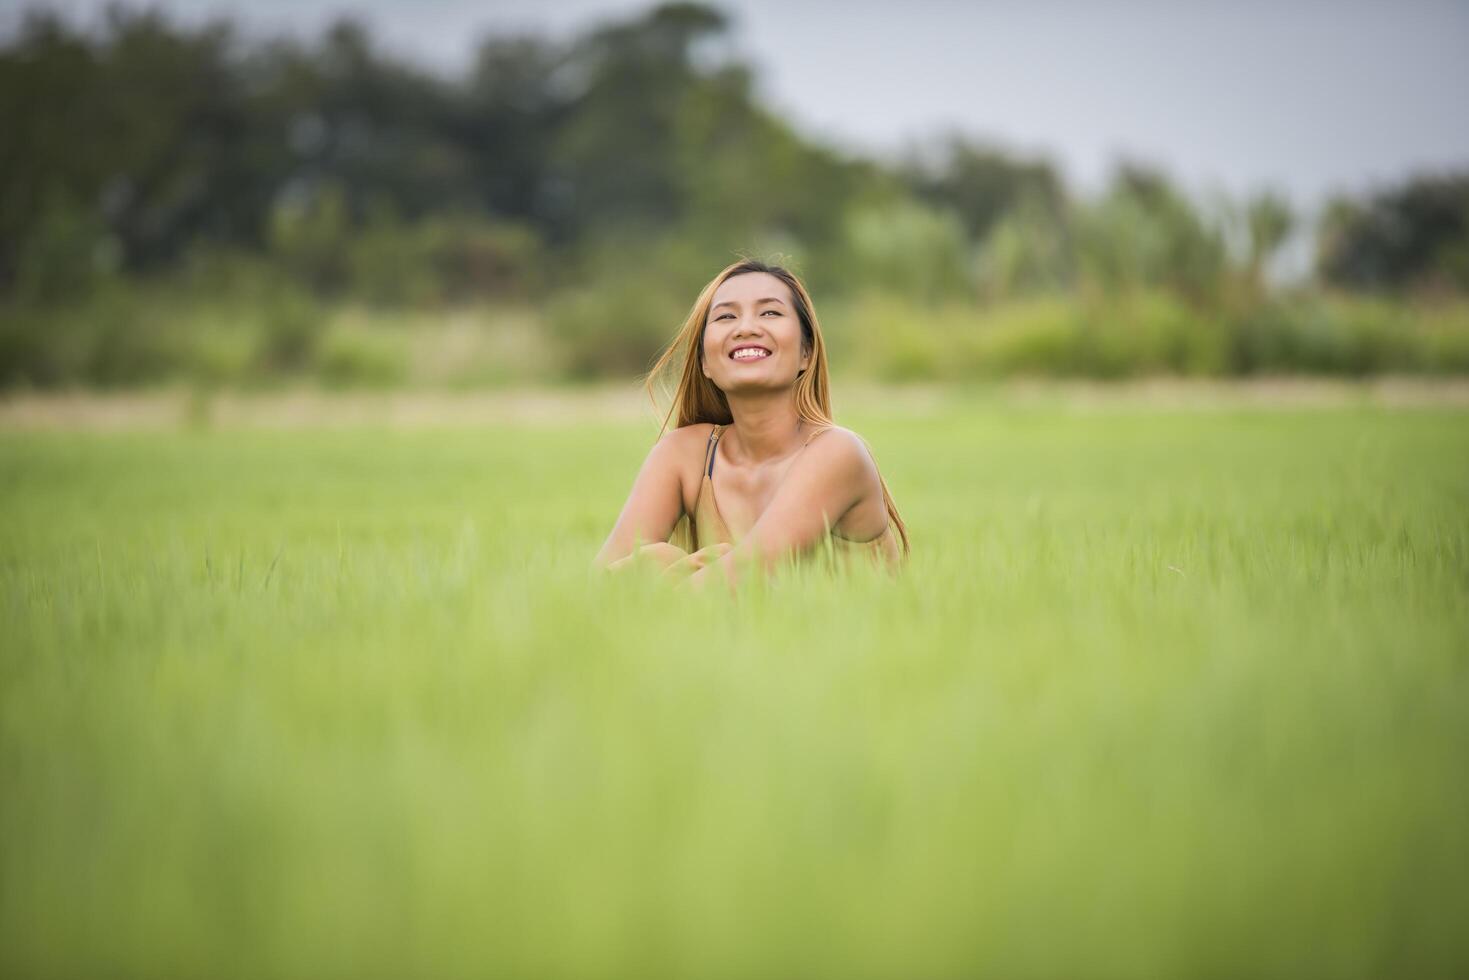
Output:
[719,374,797,394]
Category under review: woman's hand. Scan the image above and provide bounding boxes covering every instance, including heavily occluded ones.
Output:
[667,543,743,596]
[605,541,690,574]
[604,541,741,595]
[662,542,734,586]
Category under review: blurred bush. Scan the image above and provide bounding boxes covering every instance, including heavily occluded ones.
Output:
[829,289,1469,382]
[5,274,1468,389]
[547,269,686,381]
[840,198,974,306]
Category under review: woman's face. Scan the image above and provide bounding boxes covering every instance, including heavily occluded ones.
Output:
[700,272,811,394]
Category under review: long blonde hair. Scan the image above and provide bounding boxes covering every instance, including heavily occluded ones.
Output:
[642,257,910,557]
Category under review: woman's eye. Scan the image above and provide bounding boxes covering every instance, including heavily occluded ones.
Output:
[714,309,779,321]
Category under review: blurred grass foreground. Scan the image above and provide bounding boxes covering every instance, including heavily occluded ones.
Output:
[3,389,1468,977]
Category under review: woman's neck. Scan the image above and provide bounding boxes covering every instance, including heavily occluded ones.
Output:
[724,393,804,465]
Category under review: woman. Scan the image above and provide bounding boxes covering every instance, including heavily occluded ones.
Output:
[592,258,910,593]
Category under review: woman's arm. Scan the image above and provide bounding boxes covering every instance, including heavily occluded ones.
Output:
[591,429,691,570]
[683,427,874,594]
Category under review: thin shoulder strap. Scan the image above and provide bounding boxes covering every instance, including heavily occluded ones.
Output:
[704,424,722,477]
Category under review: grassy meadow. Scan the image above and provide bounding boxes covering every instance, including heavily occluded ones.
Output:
[2,386,1468,978]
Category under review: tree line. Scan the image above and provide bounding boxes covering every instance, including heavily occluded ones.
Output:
[2,1,1467,386]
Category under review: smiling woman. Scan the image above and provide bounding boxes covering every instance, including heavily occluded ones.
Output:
[591,257,911,593]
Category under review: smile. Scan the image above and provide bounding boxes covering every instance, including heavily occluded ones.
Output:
[730,346,772,360]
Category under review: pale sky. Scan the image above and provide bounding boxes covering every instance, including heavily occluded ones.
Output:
[6,0,1469,213]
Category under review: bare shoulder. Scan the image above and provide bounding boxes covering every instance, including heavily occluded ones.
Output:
[649,421,715,455]
[803,424,882,482]
[806,424,875,458]
[659,421,718,464]
[654,422,718,504]
[800,424,891,539]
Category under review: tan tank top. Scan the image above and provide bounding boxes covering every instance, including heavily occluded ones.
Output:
[667,422,905,571]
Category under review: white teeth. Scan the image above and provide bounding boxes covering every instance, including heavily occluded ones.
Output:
[732,348,770,360]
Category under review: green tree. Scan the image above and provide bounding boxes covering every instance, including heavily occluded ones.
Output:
[1078,162,1227,304]
[898,133,1068,246]
[1317,174,1469,294]
[1243,190,1294,294]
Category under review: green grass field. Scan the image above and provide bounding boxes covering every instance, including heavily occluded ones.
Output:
[3,391,1468,978]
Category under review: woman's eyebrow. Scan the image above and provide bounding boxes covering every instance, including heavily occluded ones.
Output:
[711,297,786,311]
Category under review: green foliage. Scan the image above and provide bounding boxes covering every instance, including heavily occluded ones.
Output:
[1318,174,1469,294]
[316,322,410,389]
[3,4,1469,388]
[262,185,552,307]
[339,202,547,308]
[0,285,176,387]
[3,405,1467,976]
[840,198,974,306]
[899,133,1067,245]
[1076,163,1229,303]
[1245,190,1294,284]
[0,261,325,388]
[256,286,322,374]
[965,293,1230,378]
[974,193,1075,300]
[5,276,1468,389]
[1228,293,1469,376]
[544,4,731,237]
[831,289,1469,381]
[268,182,353,294]
[11,189,123,305]
[547,268,687,380]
